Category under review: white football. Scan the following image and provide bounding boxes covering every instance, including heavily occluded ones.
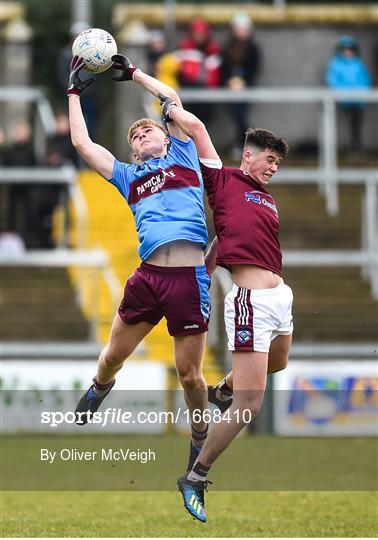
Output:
[72,28,117,74]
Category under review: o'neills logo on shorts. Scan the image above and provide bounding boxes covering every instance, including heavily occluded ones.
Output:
[184,324,199,330]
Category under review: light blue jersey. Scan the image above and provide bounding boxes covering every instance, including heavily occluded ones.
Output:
[109,136,208,261]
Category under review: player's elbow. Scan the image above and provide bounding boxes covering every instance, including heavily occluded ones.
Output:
[72,137,89,155]
[186,116,205,138]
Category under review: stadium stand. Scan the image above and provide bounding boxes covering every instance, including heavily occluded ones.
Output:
[1,266,89,341]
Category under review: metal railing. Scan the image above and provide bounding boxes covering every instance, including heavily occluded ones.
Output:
[1,165,86,248]
[179,87,378,215]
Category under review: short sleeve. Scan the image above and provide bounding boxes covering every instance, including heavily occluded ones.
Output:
[108,159,134,200]
[199,159,227,210]
[167,136,199,170]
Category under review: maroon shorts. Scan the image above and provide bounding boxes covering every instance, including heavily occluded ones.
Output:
[118,262,211,336]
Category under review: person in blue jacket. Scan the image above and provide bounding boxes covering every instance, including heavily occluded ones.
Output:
[325,35,372,153]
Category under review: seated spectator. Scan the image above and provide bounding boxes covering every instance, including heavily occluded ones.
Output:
[325,35,372,154]
[221,12,261,159]
[177,18,221,123]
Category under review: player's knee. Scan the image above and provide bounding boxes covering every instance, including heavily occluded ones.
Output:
[177,367,202,390]
[236,392,264,421]
[101,347,125,368]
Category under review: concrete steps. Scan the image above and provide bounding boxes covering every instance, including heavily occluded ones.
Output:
[270,184,377,342]
[1,267,90,341]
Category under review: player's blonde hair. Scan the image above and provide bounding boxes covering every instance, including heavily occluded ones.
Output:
[127,118,168,147]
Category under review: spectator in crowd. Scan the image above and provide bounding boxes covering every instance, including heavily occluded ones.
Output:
[3,118,65,249]
[145,30,181,118]
[3,118,36,167]
[2,119,36,246]
[56,22,100,140]
[325,35,372,154]
[147,30,168,77]
[177,18,221,123]
[46,110,78,167]
[221,12,261,160]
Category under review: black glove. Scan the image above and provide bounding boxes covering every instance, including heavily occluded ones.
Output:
[111,54,140,81]
[67,56,96,96]
[159,93,177,123]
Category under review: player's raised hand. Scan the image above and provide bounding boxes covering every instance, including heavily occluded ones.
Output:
[67,56,96,96]
[111,54,140,81]
[159,93,177,123]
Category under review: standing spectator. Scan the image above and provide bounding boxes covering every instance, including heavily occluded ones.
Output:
[325,35,372,154]
[3,118,64,249]
[146,30,168,77]
[46,110,78,167]
[56,22,100,140]
[2,119,36,246]
[221,12,261,160]
[177,18,221,123]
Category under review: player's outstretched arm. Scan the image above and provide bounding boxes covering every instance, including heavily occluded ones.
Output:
[112,53,181,105]
[111,54,187,140]
[68,56,115,180]
[167,104,220,162]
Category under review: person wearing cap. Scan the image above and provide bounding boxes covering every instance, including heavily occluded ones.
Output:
[221,12,261,160]
[325,35,372,154]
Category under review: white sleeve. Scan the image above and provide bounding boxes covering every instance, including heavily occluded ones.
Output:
[199,157,223,169]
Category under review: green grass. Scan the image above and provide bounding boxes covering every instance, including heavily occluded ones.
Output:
[2,434,377,536]
[2,434,377,490]
[2,490,377,537]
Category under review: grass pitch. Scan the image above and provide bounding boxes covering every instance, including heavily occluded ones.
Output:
[2,490,377,537]
[1,434,377,537]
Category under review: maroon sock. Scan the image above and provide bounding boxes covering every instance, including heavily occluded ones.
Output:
[191,424,208,446]
[187,460,210,481]
[92,377,114,395]
[219,378,233,396]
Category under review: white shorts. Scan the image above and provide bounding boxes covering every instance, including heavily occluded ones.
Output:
[224,281,293,353]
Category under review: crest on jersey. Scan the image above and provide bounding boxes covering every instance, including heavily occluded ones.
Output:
[236,329,252,343]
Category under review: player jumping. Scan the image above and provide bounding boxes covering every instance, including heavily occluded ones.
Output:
[67,54,211,473]
[160,97,293,522]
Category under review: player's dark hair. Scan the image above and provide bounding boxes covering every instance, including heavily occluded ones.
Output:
[244,128,289,158]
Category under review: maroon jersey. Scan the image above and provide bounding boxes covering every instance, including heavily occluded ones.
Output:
[201,163,282,276]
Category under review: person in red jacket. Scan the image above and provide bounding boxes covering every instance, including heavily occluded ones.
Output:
[177,18,221,123]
